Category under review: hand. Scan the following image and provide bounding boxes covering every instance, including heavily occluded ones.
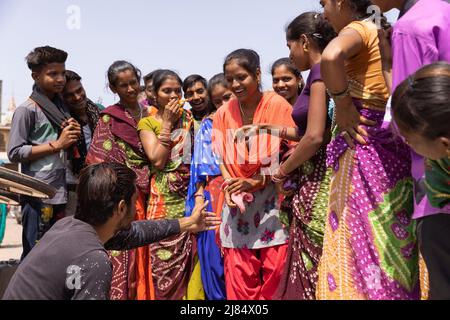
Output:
[377,27,392,70]
[224,189,237,208]
[62,118,81,131]
[184,200,221,233]
[335,97,376,148]
[275,180,294,197]
[233,124,266,142]
[55,123,82,150]
[194,193,205,209]
[162,98,182,125]
[226,177,260,195]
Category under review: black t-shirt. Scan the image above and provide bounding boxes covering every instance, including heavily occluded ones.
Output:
[3,216,180,300]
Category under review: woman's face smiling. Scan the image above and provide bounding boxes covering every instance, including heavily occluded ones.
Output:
[272,65,300,103]
[111,70,140,106]
[210,84,235,109]
[224,60,260,104]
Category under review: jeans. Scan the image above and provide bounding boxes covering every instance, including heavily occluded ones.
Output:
[20,200,65,261]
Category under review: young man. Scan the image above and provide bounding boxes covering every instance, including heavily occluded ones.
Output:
[62,70,103,216]
[2,163,221,300]
[7,46,81,259]
[373,0,450,299]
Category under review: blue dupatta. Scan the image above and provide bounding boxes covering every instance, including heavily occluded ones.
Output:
[185,118,226,300]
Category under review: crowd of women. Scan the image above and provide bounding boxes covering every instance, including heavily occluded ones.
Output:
[10,0,450,300]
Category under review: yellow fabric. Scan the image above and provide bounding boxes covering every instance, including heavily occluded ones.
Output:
[183,255,205,300]
[343,20,390,110]
[137,116,162,136]
[419,254,429,300]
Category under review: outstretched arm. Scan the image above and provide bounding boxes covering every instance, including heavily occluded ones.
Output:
[105,201,220,250]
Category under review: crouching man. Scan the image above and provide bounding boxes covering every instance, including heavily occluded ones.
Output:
[3,163,220,300]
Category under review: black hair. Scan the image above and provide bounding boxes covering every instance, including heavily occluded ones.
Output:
[271,58,302,78]
[223,49,261,79]
[183,74,208,94]
[65,70,82,83]
[286,12,337,52]
[26,46,68,72]
[143,69,161,85]
[392,62,450,140]
[75,163,137,227]
[107,60,142,87]
[347,0,374,18]
[184,74,217,114]
[271,58,304,94]
[347,0,390,29]
[208,73,229,95]
[151,69,183,94]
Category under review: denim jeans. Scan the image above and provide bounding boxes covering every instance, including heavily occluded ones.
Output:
[20,200,65,261]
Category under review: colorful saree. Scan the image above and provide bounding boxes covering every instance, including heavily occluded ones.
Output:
[138,110,199,300]
[185,117,226,300]
[275,147,332,300]
[86,104,153,300]
[317,20,419,300]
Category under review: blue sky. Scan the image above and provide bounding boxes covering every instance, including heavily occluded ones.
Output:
[0,0,398,112]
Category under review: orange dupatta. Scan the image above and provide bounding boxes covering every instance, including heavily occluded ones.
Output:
[212,92,296,179]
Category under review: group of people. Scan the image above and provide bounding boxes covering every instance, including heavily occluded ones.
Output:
[3,0,450,300]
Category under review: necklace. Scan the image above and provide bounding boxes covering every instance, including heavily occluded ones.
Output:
[129,106,142,121]
[238,101,254,122]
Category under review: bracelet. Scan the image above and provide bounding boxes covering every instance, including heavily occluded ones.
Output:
[271,172,287,184]
[221,178,232,191]
[260,174,267,187]
[278,165,289,178]
[49,141,59,153]
[280,127,287,139]
[194,194,206,200]
[328,86,350,102]
[158,131,173,149]
[271,165,289,184]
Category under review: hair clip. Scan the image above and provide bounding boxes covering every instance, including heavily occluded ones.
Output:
[408,76,415,88]
[314,13,320,19]
[312,33,323,39]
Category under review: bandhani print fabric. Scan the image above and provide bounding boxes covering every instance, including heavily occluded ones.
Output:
[274,147,332,300]
[317,86,420,300]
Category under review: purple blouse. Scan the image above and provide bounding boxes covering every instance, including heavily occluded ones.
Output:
[291,63,330,136]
